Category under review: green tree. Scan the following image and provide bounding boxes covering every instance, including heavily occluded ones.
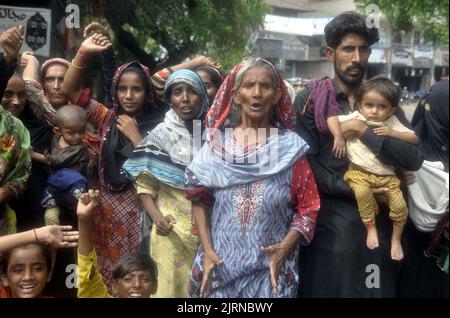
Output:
[355,0,449,44]
[82,0,269,71]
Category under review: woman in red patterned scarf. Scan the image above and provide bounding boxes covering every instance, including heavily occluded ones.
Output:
[62,33,164,294]
[185,58,320,298]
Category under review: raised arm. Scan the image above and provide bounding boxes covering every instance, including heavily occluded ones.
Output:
[171,56,221,72]
[77,189,101,256]
[63,33,112,104]
[21,52,39,82]
[0,226,78,253]
[84,22,117,108]
[0,26,23,99]
[76,189,110,298]
[151,55,221,101]
[20,53,57,125]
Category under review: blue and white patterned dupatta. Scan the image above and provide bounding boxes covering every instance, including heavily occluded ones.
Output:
[123,70,209,189]
[185,58,309,189]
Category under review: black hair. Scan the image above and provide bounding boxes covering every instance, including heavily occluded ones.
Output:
[324,11,379,48]
[195,66,224,90]
[355,77,402,108]
[119,64,155,111]
[113,252,158,289]
[1,243,53,275]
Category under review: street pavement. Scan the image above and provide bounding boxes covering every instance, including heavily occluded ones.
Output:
[401,101,418,122]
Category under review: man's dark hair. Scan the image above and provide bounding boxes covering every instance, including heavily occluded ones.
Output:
[1,243,53,275]
[113,252,158,290]
[355,77,402,109]
[325,11,379,48]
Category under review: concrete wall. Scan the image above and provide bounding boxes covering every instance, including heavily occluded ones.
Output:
[294,60,334,79]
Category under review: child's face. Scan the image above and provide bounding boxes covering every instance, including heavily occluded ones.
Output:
[359,90,396,122]
[115,269,155,298]
[4,246,51,298]
[59,120,86,146]
[117,72,146,115]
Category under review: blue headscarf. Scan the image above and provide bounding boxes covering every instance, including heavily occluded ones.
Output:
[124,69,209,189]
[164,69,209,120]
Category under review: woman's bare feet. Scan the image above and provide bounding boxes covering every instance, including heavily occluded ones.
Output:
[366,226,379,249]
[391,239,404,260]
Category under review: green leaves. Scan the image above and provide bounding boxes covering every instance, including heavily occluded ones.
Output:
[82,0,269,70]
[355,0,449,44]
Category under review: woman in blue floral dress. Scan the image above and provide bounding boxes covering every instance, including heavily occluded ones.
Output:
[185,58,320,298]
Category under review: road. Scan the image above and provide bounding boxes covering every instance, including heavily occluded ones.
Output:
[401,101,418,122]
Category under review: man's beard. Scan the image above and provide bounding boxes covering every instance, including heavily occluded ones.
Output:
[334,63,366,87]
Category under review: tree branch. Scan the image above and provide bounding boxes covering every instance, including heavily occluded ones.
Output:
[109,23,158,70]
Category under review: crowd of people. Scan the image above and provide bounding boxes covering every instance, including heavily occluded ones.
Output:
[0,11,447,298]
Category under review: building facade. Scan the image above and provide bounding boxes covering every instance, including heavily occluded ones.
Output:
[254,0,449,90]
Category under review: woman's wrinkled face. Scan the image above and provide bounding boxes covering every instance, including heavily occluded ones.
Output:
[169,83,201,121]
[4,246,51,298]
[117,72,146,115]
[233,66,280,124]
[2,76,26,117]
[196,70,219,102]
[43,64,69,109]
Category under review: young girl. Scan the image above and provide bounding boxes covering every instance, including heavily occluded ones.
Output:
[195,64,223,108]
[1,243,53,298]
[62,33,162,292]
[327,77,419,260]
[123,70,209,297]
[0,225,78,298]
[63,28,225,292]
[77,190,158,298]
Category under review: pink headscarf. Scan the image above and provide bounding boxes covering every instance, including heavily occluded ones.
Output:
[40,58,70,79]
[205,58,296,137]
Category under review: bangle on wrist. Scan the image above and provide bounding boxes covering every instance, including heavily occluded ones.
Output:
[71,58,86,70]
[33,229,39,242]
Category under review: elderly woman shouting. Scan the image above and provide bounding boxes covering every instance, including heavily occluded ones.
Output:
[185,58,320,298]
